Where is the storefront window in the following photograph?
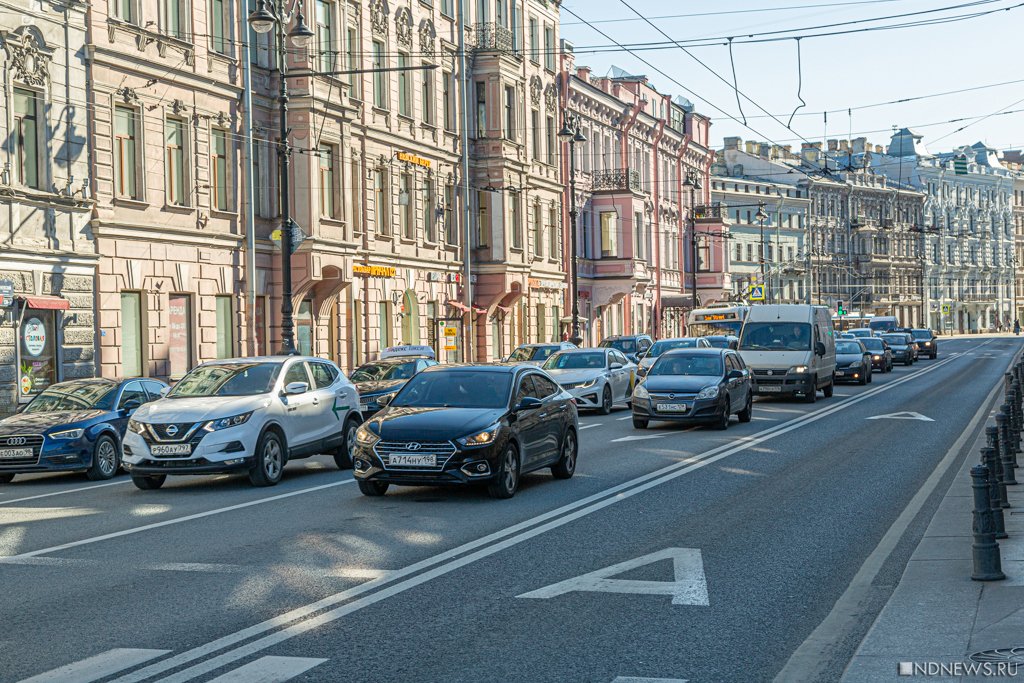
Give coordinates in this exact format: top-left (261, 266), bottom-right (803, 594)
top-left (168, 293), bottom-right (193, 378)
top-left (19, 310), bottom-right (56, 399)
top-left (121, 292), bottom-right (143, 377)
top-left (379, 300), bottom-right (393, 348)
top-left (296, 299), bottom-right (314, 355)
top-left (215, 295), bottom-right (234, 359)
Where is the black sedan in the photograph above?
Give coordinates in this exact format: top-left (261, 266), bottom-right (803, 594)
top-left (351, 356), bottom-right (438, 417)
top-left (0, 378), bottom-right (167, 483)
top-left (631, 348), bottom-right (753, 430)
top-left (910, 328), bottom-right (938, 359)
top-left (834, 340), bottom-right (872, 385)
top-left (352, 364), bottom-right (579, 499)
top-left (860, 336), bottom-right (893, 373)
top-left (882, 333), bottom-right (917, 366)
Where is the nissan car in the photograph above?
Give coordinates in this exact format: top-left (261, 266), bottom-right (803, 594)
top-left (542, 348), bottom-right (637, 414)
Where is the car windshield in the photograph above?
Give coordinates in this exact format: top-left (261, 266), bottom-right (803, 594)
top-left (649, 339), bottom-right (698, 356)
top-left (836, 341), bottom-right (863, 354)
top-left (169, 363), bottom-right (281, 398)
top-left (650, 355), bottom-right (723, 377)
top-left (703, 337), bottom-right (732, 349)
top-left (911, 330), bottom-right (932, 340)
top-left (543, 352), bottom-right (607, 370)
top-left (391, 370), bottom-right (512, 409)
top-left (351, 361), bottom-right (418, 382)
top-left (870, 319), bottom-right (898, 331)
top-left (739, 323), bottom-right (812, 351)
top-left (861, 338), bottom-right (884, 351)
top-left (849, 329), bottom-right (871, 338)
top-left (882, 334), bottom-right (907, 346)
top-left (24, 383), bottom-right (118, 413)
top-left (600, 339), bottom-right (638, 353)
top-left (508, 346), bottom-right (557, 362)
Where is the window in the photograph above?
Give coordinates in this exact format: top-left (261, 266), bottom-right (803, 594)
top-left (442, 70), bottom-right (455, 131)
top-left (211, 128), bottom-right (229, 211)
top-left (423, 177), bottom-right (436, 243)
top-left (165, 117), bottom-right (186, 206)
top-left (601, 211), bottom-right (618, 257)
top-left (543, 23), bottom-right (554, 70)
top-left (536, 304), bottom-right (546, 342)
top-left (533, 203), bottom-right (543, 258)
top-left (546, 115), bottom-right (555, 165)
top-left (529, 17), bottom-right (539, 63)
top-left (114, 0), bottom-right (134, 23)
top-left (440, 0), bottom-right (453, 17)
top-left (475, 190), bottom-right (489, 246)
top-left (310, 362), bottom-right (339, 388)
top-left (121, 292), bottom-right (144, 377)
top-left (373, 168), bottom-right (389, 234)
top-left (475, 81), bottom-right (487, 137)
top-left (372, 41), bottom-right (387, 108)
top-left (549, 207), bottom-right (559, 260)
top-left (163, 0), bottom-right (186, 38)
top-left (168, 293), bottom-right (193, 378)
top-left (634, 212), bottom-right (645, 260)
top-left (350, 154), bottom-right (361, 232)
top-left (399, 171), bottom-right (413, 238)
top-left (698, 239), bottom-right (711, 272)
top-left (119, 381), bottom-right (147, 410)
top-left (531, 109), bottom-right (540, 160)
top-left (496, 0), bottom-right (507, 27)
top-left (13, 89), bottom-right (40, 190)
top-left (346, 24), bottom-right (360, 99)
top-left (422, 66), bottom-right (435, 125)
top-left (351, 298), bottom-right (364, 366)
top-left (510, 195), bottom-right (522, 249)
top-left (284, 362), bottom-right (310, 387)
top-left (114, 106), bottom-right (139, 199)
top-left (316, 0), bottom-right (336, 73)
top-left (379, 301), bottom-right (393, 348)
top-left (319, 144), bottom-right (336, 218)
top-left (735, 243), bottom-right (742, 262)
top-left (444, 182), bottom-right (457, 244)
top-left (296, 299), bottom-right (314, 354)
top-left (215, 296), bottom-right (234, 358)
top-left (550, 307), bottom-right (561, 343)
top-left (504, 86), bottom-right (515, 140)
top-left (210, 0), bottom-right (228, 54)
top-left (398, 52), bottom-right (411, 117)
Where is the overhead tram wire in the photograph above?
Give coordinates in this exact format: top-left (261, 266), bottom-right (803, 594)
top-left (561, 0), bottom-right (914, 26)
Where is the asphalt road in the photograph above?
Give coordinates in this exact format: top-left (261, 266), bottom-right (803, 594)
top-left (0, 335), bottom-right (1018, 683)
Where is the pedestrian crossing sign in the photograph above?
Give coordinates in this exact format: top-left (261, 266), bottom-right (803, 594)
top-left (941, 303), bottom-right (951, 314)
top-left (748, 284), bottom-right (765, 301)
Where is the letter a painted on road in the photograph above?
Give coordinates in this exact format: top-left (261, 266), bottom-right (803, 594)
top-left (516, 548), bottom-right (709, 606)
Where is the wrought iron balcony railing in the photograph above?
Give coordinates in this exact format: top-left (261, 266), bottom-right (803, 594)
top-left (591, 168), bottom-right (642, 193)
top-left (470, 23), bottom-right (519, 57)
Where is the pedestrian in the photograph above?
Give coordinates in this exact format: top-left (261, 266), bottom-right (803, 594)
top-left (1015, 319), bottom-right (1021, 336)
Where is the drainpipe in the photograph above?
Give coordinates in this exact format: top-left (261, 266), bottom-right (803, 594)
top-left (457, 0), bottom-right (473, 360)
top-left (241, 0), bottom-right (257, 355)
top-left (650, 108), bottom-right (665, 337)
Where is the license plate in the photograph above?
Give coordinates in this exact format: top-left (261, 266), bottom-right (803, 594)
top-left (0, 448), bottom-right (31, 459)
top-left (656, 403), bottom-right (688, 413)
top-left (835, 371), bottom-right (845, 377)
top-left (151, 444), bottom-right (192, 456)
top-left (759, 385), bottom-right (782, 393)
top-left (389, 454), bottom-right (436, 467)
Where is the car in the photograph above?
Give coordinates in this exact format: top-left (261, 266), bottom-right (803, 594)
top-left (637, 337), bottom-right (712, 378)
top-left (701, 335), bottom-right (740, 350)
top-left (351, 364), bottom-right (579, 499)
top-left (869, 315), bottom-right (901, 334)
top-left (598, 334), bottom-right (654, 364)
top-left (860, 336), bottom-right (893, 373)
top-left (122, 356), bottom-right (363, 489)
top-left (351, 355), bottom-right (438, 417)
top-left (542, 348), bottom-right (637, 414)
top-left (847, 328), bottom-right (874, 339)
top-left (834, 340), bottom-right (873, 385)
top-left (506, 342), bottom-right (577, 365)
top-left (631, 348), bottom-right (753, 430)
top-left (909, 328), bottom-right (938, 359)
top-left (0, 378), bottom-right (168, 483)
top-left (881, 333), bottom-right (916, 366)
top-left (838, 332), bottom-right (857, 340)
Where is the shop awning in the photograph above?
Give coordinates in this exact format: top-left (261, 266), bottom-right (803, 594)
top-left (19, 295), bottom-right (70, 311)
top-left (660, 295), bottom-right (698, 309)
top-left (446, 300), bottom-right (469, 312)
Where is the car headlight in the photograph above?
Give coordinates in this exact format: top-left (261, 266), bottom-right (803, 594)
top-left (457, 423), bottom-right (501, 447)
top-left (49, 428), bottom-right (84, 440)
top-left (356, 424), bottom-right (380, 446)
top-left (373, 391), bottom-right (397, 404)
top-left (922, 341), bottom-right (931, 346)
top-left (789, 365), bottom-right (809, 374)
top-left (633, 383), bottom-right (649, 400)
top-left (697, 386), bottom-right (720, 399)
top-left (873, 355), bottom-right (881, 360)
top-left (128, 419), bottom-right (147, 435)
top-left (203, 411), bottom-right (254, 432)
top-left (577, 378), bottom-right (597, 389)
top-left (849, 361), bottom-right (862, 369)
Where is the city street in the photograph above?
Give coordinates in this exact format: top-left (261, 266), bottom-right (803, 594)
top-left (0, 335), bottom-right (1018, 683)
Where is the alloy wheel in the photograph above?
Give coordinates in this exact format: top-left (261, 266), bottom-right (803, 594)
top-left (97, 440), bottom-right (118, 476)
top-left (263, 439), bottom-right (282, 479)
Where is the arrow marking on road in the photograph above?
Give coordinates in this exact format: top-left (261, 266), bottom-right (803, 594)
top-left (611, 435), bottom-right (667, 442)
top-left (517, 547), bottom-right (709, 606)
top-left (865, 411), bottom-right (934, 422)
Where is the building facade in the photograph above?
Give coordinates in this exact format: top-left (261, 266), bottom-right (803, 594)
top-left (1001, 150), bottom-right (1024, 325)
top-left (0, 0), bottom-right (95, 414)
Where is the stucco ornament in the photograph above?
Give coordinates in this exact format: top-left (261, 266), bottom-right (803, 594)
top-left (529, 76), bottom-right (542, 106)
top-left (370, 0), bottom-right (388, 36)
top-left (418, 20), bottom-right (435, 57)
top-left (2, 27), bottom-right (53, 87)
top-left (396, 8), bottom-right (412, 48)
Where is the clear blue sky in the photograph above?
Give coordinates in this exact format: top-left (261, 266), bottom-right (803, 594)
top-left (559, 0), bottom-right (1024, 155)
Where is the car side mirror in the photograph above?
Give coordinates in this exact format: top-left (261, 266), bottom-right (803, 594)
top-left (515, 396), bottom-right (543, 412)
top-left (815, 342), bottom-right (826, 357)
top-left (376, 393), bottom-right (392, 407)
top-left (610, 362), bottom-right (624, 370)
top-left (727, 369), bottom-right (743, 380)
top-left (159, 386), bottom-right (171, 397)
top-left (284, 381), bottom-right (309, 396)
top-left (122, 399), bottom-right (142, 413)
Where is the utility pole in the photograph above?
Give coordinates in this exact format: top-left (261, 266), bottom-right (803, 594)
top-left (558, 114), bottom-right (586, 345)
top-left (684, 171), bottom-right (702, 309)
top-left (458, 0), bottom-right (473, 361)
top-left (756, 201), bottom-right (768, 304)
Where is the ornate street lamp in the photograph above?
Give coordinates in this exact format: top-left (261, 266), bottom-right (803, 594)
top-left (559, 113), bottom-right (586, 345)
top-left (755, 201), bottom-right (769, 303)
top-left (684, 171), bottom-right (703, 309)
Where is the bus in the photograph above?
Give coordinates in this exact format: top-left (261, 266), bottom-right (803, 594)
top-left (686, 304), bottom-right (749, 338)
top-left (831, 312), bottom-right (874, 331)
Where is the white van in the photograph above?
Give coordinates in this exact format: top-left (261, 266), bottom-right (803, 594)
top-left (738, 305), bottom-right (836, 402)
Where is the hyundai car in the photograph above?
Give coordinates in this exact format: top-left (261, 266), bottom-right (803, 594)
top-left (542, 348), bottom-right (637, 414)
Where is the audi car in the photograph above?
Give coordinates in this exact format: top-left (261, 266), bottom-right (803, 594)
top-left (351, 351), bottom-right (438, 417)
top-left (542, 348), bottom-right (637, 414)
top-left (0, 378), bottom-right (167, 483)
top-left (352, 364), bottom-right (579, 499)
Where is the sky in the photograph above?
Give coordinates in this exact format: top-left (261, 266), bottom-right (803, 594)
top-left (558, 0), bottom-right (1024, 156)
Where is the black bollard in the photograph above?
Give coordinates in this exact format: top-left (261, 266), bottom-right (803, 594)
top-left (988, 426), bottom-right (1012, 510)
top-left (1006, 372), bottom-right (1014, 396)
top-left (982, 447), bottom-right (1008, 539)
top-left (997, 411), bottom-right (1018, 486)
top-left (971, 464), bottom-right (1005, 581)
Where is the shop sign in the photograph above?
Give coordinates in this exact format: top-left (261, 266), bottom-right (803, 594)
top-left (353, 264), bottom-right (397, 278)
top-left (426, 272), bottom-right (462, 283)
top-left (20, 312), bottom-right (55, 396)
top-left (396, 152), bottom-right (431, 169)
top-left (23, 317), bottom-right (46, 356)
top-left (528, 278), bottom-right (567, 291)
top-left (0, 280), bottom-right (13, 308)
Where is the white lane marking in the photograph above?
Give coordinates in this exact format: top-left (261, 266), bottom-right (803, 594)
top-left (148, 563), bottom-right (241, 573)
top-left (579, 424), bottom-right (601, 430)
top-left (611, 435), bottom-right (667, 442)
top-left (0, 557), bottom-right (100, 568)
top-left (2, 479), bottom-right (356, 560)
top-left (109, 350), bottom-right (977, 683)
top-left (751, 416), bottom-right (777, 421)
top-left (518, 547), bottom-right (709, 606)
top-left (613, 678), bottom-right (689, 683)
top-left (865, 411), bottom-right (934, 422)
top-left (16, 648), bottom-right (171, 683)
top-left (0, 480), bottom-right (130, 506)
top-left (756, 407), bottom-right (805, 414)
top-left (617, 415), bottom-right (633, 421)
top-left (204, 656), bottom-right (327, 683)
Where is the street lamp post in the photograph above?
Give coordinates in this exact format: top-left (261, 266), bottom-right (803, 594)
top-left (684, 171), bottom-right (702, 310)
top-left (756, 201), bottom-right (769, 303)
top-left (558, 114), bottom-right (586, 346)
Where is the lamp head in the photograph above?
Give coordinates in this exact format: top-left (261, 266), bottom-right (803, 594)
top-left (247, 0), bottom-right (276, 33)
top-left (288, 7), bottom-right (315, 48)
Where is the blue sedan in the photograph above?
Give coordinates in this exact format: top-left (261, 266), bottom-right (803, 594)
top-left (0, 378), bottom-right (168, 483)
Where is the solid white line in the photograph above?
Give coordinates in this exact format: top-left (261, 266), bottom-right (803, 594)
top-left (204, 656), bottom-right (327, 683)
top-left (148, 563), bottom-right (241, 573)
top-left (0, 480), bottom-right (130, 506)
top-left (2, 479), bottom-right (355, 560)
top-left (114, 344), bottom-right (980, 683)
top-left (579, 424), bottom-right (601, 430)
top-left (613, 678), bottom-right (689, 683)
top-left (617, 415), bottom-right (634, 421)
top-left (16, 648), bottom-right (171, 683)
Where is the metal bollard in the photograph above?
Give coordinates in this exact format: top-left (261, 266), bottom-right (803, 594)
top-left (987, 426), bottom-right (1011, 510)
top-left (997, 411), bottom-right (1018, 486)
top-left (982, 447), bottom-right (1008, 539)
top-left (971, 464), bottom-right (1005, 581)
top-left (1006, 372), bottom-right (1015, 395)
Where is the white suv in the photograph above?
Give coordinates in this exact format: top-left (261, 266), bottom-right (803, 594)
top-left (122, 356), bottom-right (362, 489)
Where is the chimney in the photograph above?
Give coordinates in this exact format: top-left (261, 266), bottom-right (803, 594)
top-left (839, 140), bottom-right (850, 152)
top-left (801, 142), bottom-right (821, 164)
top-left (875, 144), bottom-right (884, 154)
top-left (828, 139), bottom-right (839, 152)
top-left (852, 137), bottom-right (867, 154)
top-left (576, 66), bottom-right (591, 83)
top-left (758, 143), bottom-right (771, 158)
top-left (723, 136), bottom-right (742, 151)
top-left (782, 145), bottom-right (792, 157)
top-left (771, 145), bottom-right (781, 159)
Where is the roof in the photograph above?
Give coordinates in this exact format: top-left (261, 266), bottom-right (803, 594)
top-left (661, 347), bottom-right (728, 357)
top-left (421, 363), bottom-right (525, 373)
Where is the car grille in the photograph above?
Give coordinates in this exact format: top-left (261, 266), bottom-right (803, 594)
top-left (146, 422), bottom-right (201, 443)
top-left (373, 441), bottom-right (457, 471)
top-left (648, 393), bottom-right (697, 401)
top-left (0, 434), bottom-right (43, 466)
top-left (752, 369), bottom-right (785, 377)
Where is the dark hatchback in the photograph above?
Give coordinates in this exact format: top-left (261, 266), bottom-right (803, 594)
top-left (882, 333), bottom-right (918, 366)
top-left (860, 336), bottom-right (893, 373)
top-left (352, 364), bottom-right (579, 499)
top-left (631, 348), bottom-right (753, 430)
top-left (351, 357), bottom-right (438, 417)
top-left (909, 328), bottom-right (938, 359)
top-left (834, 340), bottom-right (872, 385)
top-left (0, 378), bottom-right (167, 483)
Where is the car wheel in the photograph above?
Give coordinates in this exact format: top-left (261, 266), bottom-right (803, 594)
top-left (551, 429), bottom-right (577, 480)
top-left (333, 417), bottom-right (359, 470)
top-left (905, 359), bottom-right (912, 366)
top-left (737, 391), bottom-right (753, 423)
top-left (931, 352), bottom-right (937, 359)
top-left (357, 480), bottom-right (389, 497)
top-left (249, 430), bottom-right (285, 487)
top-left (823, 379), bottom-right (834, 398)
top-left (804, 381), bottom-right (817, 403)
top-left (632, 417), bottom-right (649, 429)
top-left (487, 444), bottom-right (520, 499)
top-left (867, 369), bottom-right (873, 384)
top-left (598, 385), bottom-right (613, 415)
top-left (0, 473), bottom-right (14, 484)
top-left (86, 435), bottom-right (120, 481)
top-left (131, 475), bottom-right (166, 490)
top-left (859, 371), bottom-right (869, 385)
top-left (715, 399), bottom-right (730, 430)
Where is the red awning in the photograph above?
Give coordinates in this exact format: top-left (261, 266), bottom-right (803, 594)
top-left (472, 306), bottom-right (487, 314)
top-left (21, 295), bottom-right (70, 311)
top-left (446, 300), bottom-right (469, 312)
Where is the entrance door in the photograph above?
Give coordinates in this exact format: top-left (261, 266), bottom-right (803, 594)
top-left (400, 289), bottom-right (420, 344)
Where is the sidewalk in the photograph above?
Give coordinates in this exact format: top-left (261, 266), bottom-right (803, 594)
top-left (843, 420), bottom-right (1024, 680)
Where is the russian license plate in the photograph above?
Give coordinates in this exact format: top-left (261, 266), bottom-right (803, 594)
top-left (759, 385), bottom-right (782, 393)
top-left (835, 371), bottom-right (845, 377)
top-left (0, 448), bottom-right (31, 459)
top-left (151, 444), bottom-right (191, 456)
top-left (390, 454), bottom-right (436, 467)
top-left (656, 403), bottom-right (688, 413)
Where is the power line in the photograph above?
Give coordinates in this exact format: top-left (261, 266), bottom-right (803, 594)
top-left (560, 0), bottom-right (913, 26)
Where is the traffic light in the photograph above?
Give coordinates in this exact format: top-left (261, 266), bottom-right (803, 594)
top-left (837, 300), bottom-right (846, 316)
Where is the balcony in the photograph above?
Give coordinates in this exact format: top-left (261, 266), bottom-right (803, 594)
top-left (470, 23), bottom-right (520, 58)
top-left (693, 203), bottom-right (726, 223)
top-left (578, 257), bottom-right (652, 282)
top-left (591, 168), bottom-right (642, 194)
